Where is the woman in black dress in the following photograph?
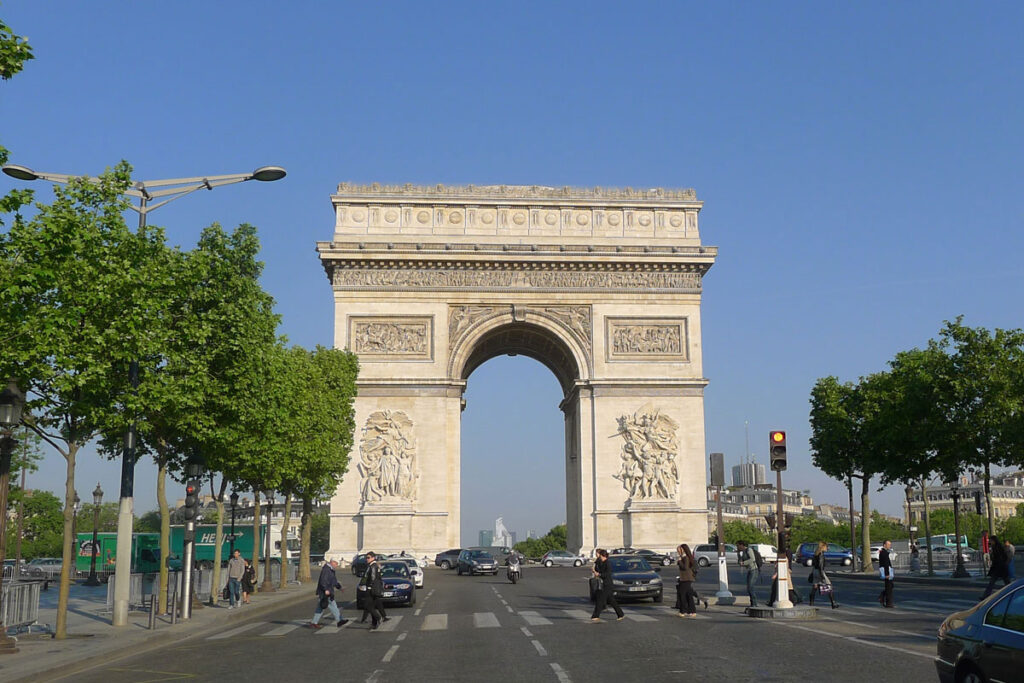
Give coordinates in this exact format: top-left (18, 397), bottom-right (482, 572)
top-left (590, 548), bottom-right (625, 622)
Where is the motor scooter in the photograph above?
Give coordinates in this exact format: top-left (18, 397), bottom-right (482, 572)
top-left (506, 556), bottom-right (522, 584)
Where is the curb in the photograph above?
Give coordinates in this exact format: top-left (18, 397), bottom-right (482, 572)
top-left (11, 587), bottom-right (311, 683)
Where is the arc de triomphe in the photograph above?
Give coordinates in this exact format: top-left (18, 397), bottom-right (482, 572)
top-left (317, 183), bottom-right (717, 558)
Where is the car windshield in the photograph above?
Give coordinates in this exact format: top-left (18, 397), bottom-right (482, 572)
top-left (380, 563), bottom-right (410, 578)
top-left (609, 557), bottom-right (653, 572)
top-left (470, 551), bottom-right (493, 560)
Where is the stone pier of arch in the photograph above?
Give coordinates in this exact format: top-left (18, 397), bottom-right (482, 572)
top-left (316, 183), bottom-right (717, 559)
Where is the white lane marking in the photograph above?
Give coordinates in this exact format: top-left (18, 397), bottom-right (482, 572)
top-left (500, 599), bottom-right (509, 606)
top-left (624, 613), bottom-right (657, 622)
top-left (551, 663), bottom-right (572, 683)
top-left (770, 620), bottom-right (933, 659)
top-left (316, 619), bottom-right (352, 634)
top-left (532, 639), bottom-right (548, 656)
top-left (474, 612), bottom-right (501, 628)
top-left (377, 616), bottom-right (403, 632)
top-left (818, 614), bottom-right (935, 641)
top-left (506, 605), bottom-right (514, 613)
top-left (519, 611), bottom-right (553, 626)
top-left (382, 645), bottom-right (399, 662)
top-left (262, 621), bottom-right (304, 636)
top-left (521, 626), bottom-right (533, 637)
top-left (414, 608), bottom-right (422, 616)
top-left (422, 614), bottom-right (447, 630)
top-left (397, 632), bottom-right (407, 641)
top-left (564, 609), bottom-right (592, 621)
top-left (206, 622), bottom-right (265, 639)
top-left (366, 670), bottom-right (383, 683)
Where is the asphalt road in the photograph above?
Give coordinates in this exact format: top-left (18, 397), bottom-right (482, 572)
top-left (63, 564), bottom-right (965, 682)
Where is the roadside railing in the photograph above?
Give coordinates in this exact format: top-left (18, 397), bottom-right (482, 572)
top-left (2, 580), bottom-right (42, 633)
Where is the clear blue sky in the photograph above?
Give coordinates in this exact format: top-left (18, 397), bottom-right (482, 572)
top-left (3, 2), bottom-right (1023, 544)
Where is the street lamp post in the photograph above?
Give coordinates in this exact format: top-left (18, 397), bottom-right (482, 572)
top-left (229, 491), bottom-right (239, 556)
top-left (260, 491), bottom-right (276, 593)
top-left (2, 162), bottom-right (286, 626)
top-left (83, 483), bottom-right (104, 586)
top-left (949, 479), bottom-right (970, 578)
top-left (0, 380), bottom-right (26, 654)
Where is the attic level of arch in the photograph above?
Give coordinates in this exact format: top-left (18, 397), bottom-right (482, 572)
top-left (317, 241), bottom-right (717, 258)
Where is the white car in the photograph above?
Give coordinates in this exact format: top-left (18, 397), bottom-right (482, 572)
top-left (393, 558), bottom-right (424, 588)
top-left (750, 544), bottom-right (779, 564)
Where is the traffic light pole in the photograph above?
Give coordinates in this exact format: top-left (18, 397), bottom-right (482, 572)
top-left (180, 518), bottom-right (195, 620)
top-left (715, 485), bottom-right (733, 599)
top-left (774, 467), bottom-right (793, 609)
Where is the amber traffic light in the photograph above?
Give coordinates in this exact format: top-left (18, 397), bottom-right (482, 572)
top-left (769, 430), bottom-right (787, 471)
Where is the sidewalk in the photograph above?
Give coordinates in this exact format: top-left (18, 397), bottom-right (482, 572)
top-left (831, 569), bottom-right (989, 587)
top-left (0, 578), bottom-right (311, 682)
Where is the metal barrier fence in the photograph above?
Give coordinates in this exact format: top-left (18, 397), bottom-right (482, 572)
top-left (2, 580), bottom-right (41, 632)
top-left (1, 565), bottom-right (12, 581)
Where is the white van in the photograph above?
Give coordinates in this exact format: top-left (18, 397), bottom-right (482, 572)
top-left (750, 544), bottom-right (779, 564)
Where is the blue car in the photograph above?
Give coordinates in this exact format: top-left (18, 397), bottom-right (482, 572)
top-left (794, 542), bottom-right (853, 567)
top-left (356, 561), bottom-right (416, 608)
top-left (589, 555), bottom-right (663, 603)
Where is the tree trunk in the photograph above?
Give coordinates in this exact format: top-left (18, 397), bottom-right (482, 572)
top-left (299, 496), bottom-right (312, 583)
top-left (860, 475), bottom-right (873, 573)
top-left (279, 493), bottom-right (292, 589)
top-left (156, 454), bottom-right (169, 615)
top-left (922, 480), bottom-right (935, 576)
top-left (210, 477), bottom-right (227, 605)
top-left (56, 445), bottom-right (77, 640)
top-left (847, 475), bottom-right (857, 572)
top-left (984, 462), bottom-right (995, 536)
top-left (251, 494), bottom-right (261, 589)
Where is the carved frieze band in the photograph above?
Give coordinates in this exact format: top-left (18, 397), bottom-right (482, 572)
top-left (333, 268), bottom-right (701, 293)
top-left (606, 317), bottom-right (688, 362)
top-left (349, 316), bottom-right (433, 361)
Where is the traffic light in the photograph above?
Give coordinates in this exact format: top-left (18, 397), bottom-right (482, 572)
top-left (974, 491), bottom-right (983, 515)
top-left (183, 480), bottom-right (200, 520)
top-left (769, 430), bottom-right (787, 471)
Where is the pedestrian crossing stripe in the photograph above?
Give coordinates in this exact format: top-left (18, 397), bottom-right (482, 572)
top-left (377, 615), bottom-right (404, 632)
top-left (422, 614), bottom-right (446, 630)
top-left (474, 612), bottom-right (500, 628)
top-left (206, 622), bottom-right (264, 640)
top-left (519, 611), bottom-right (552, 626)
top-left (263, 621), bottom-right (305, 636)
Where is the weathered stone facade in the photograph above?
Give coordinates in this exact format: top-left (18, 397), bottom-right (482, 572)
top-left (317, 183), bottom-right (717, 557)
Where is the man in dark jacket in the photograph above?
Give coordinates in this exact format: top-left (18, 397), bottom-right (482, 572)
top-left (363, 552), bottom-right (387, 631)
top-left (309, 559), bottom-right (347, 629)
top-left (878, 540), bottom-right (895, 608)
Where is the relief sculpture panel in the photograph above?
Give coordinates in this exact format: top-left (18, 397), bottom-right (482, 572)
top-left (349, 316), bottom-right (433, 361)
top-left (606, 317), bottom-right (688, 362)
top-left (359, 410), bottom-right (418, 505)
top-left (613, 405), bottom-right (680, 500)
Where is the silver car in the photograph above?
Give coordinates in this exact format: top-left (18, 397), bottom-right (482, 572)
top-left (692, 543), bottom-right (738, 567)
top-left (540, 550), bottom-right (587, 567)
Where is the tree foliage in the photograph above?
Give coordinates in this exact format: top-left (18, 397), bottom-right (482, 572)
top-left (514, 524), bottom-right (568, 558)
top-left (5, 489), bottom-right (62, 559)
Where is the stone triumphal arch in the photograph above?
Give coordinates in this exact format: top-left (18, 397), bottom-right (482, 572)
top-left (317, 183), bottom-right (717, 558)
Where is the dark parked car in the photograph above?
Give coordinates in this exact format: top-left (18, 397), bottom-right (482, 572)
top-left (794, 542), bottom-right (853, 567)
top-left (588, 554), bottom-right (663, 603)
top-left (936, 577), bottom-right (1024, 683)
top-left (434, 548), bottom-right (464, 570)
top-left (457, 549), bottom-right (498, 575)
top-left (356, 560), bottom-right (416, 608)
top-left (631, 549), bottom-right (674, 567)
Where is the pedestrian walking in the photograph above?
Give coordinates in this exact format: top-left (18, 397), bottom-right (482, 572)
top-left (363, 552), bottom-right (387, 631)
top-left (736, 541), bottom-right (758, 607)
top-left (981, 530), bottom-right (991, 573)
top-left (981, 536), bottom-right (1011, 599)
top-left (590, 548), bottom-right (624, 622)
top-left (808, 541), bottom-right (837, 609)
top-left (225, 549), bottom-right (245, 609)
top-left (1005, 539), bottom-right (1016, 581)
top-left (309, 559), bottom-right (348, 629)
top-left (241, 558), bottom-right (256, 604)
top-left (675, 544), bottom-right (698, 617)
top-left (878, 540), bottom-right (895, 608)
top-left (768, 547), bottom-right (801, 607)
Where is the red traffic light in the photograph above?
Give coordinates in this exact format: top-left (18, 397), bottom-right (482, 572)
top-left (771, 430), bottom-right (786, 443)
top-left (185, 484), bottom-right (198, 495)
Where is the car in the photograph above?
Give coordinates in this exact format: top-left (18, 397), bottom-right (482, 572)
top-left (610, 547), bottom-right (636, 555)
top-left (692, 543), bottom-right (738, 567)
top-left (936, 577), bottom-right (1024, 683)
top-left (392, 557), bottom-right (425, 588)
top-left (27, 557), bottom-right (63, 578)
top-left (929, 545), bottom-right (974, 564)
top-left (631, 549), bottom-right (674, 567)
top-left (434, 548), bottom-right (464, 570)
top-left (457, 549), bottom-right (498, 575)
top-left (750, 544), bottom-right (779, 564)
top-left (588, 554), bottom-right (663, 603)
top-left (795, 542), bottom-right (853, 567)
top-left (3, 559), bottom-right (45, 579)
top-left (540, 550), bottom-right (588, 567)
top-left (356, 560), bottom-right (417, 609)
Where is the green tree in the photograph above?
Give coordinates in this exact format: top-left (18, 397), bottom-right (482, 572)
top-left (6, 489), bottom-right (62, 559)
top-left (76, 502), bottom-right (120, 533)
top-left (514, 524), bottom-right (568, 558)
top-left (0, 18), bottom-right (33, 220)
top-left (721, 520), bottom-right (773, 545)
top-left (135, 510), bottom-right (161, 533)
top-left (309, 509), bottom-right (330, 554)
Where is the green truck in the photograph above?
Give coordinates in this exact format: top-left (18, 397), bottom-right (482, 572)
top-left (76, 524), bottom-right (298, 573)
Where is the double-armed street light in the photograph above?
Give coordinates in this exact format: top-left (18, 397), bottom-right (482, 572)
top-left (2, 162), bottom-right (286, 626)
top-left (84, 483), bottom-right (104, 586)
top-left (260, 490), bottom-right (277, 593)
top-left (949, 479), bottom-right (970, 579)
top-left (0, 381), bottom-right (26, 654)
top-left (229, 491), bottom-right (239, 556)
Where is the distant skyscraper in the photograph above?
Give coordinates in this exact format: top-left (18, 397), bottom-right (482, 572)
top-left (527, 530), bottom-right (536, 540)
top-left (479, 529), bottom-right (494, 547)
top-left (510, 531), bottom-right (517, 546)
top-left (732, 462), bottom-right (767, 487)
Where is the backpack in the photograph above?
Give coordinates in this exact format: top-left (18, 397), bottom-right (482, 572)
top-left (752, 546), bottom-right (764, 570)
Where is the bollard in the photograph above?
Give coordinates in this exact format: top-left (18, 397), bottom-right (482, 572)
top-left (148, 594), bottom-right (157, 630)
top-left (170, 583), bottom-right (178, 625)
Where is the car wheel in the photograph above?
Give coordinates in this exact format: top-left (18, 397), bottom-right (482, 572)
top-left (955, 663), bottom-right (985, 683)
top-left (653, 590), bottom-right (663, 603)
top-left (408, 591), bottom-right (416, 607)
top-left (440, 560), bottom-right (450, 570)
top-left (697, 557), bottom-right (709, 567)
top-left (573, 559), bottom-right (582, 567)
top-left (544, 560), bottom-right (553, 568)
top-left (662, 557), bottom-right (672, 566)
top-left (457, 565), bottom-right (463, 576)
